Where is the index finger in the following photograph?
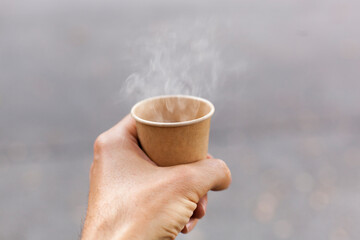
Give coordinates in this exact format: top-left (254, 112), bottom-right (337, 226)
top-left (104, 114), bottom-right (138, 143)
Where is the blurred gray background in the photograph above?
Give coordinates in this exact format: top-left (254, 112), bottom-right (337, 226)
top-left (1, 0), bottom-right (360, 239)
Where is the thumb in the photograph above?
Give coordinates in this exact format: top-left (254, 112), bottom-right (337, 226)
top-left (181, 158), bottom-right (232, 198)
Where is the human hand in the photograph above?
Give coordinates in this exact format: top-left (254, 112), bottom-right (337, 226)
top-left (81, 115), bottom-right (231, 240)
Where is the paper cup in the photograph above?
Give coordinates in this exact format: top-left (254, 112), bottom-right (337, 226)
top-left (131, 95), bottom-right (215, 166)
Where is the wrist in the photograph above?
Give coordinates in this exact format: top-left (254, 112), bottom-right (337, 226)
top-left (82, 215), bottom-right (145, 240)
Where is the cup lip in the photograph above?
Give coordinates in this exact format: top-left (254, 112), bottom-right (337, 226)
top-left (131, 95), bottom-right (215, 127)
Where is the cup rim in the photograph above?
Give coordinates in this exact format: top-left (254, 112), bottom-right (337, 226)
top-left (131, 95), bottom-right (215, 127)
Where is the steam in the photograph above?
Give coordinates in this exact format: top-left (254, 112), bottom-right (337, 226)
top-left (121, 19), bottom-right (245, 122)
top-left (123, 20), bottom-right (222, 100)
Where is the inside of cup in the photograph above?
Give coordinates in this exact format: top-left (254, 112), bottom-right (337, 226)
top-left (133, 96), bottom-right (212, 123)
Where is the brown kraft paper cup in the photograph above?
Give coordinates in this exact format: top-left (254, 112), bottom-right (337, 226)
top-left (131, 95), bottom-right (215, 166)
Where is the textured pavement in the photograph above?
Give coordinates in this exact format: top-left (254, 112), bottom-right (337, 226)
top-left (1, 0), bottom-right (360, 239)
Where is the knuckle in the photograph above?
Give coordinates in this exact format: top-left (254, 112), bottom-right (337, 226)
top-left (94, 133), bottom-right (109, 152)
top-left (213, 158), bottom-right (232, 182)
top-left (93, 133), bottom-right (111, 164)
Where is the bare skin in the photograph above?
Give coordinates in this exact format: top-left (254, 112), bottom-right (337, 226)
top-left (81, 115), bottom-right (232, 240)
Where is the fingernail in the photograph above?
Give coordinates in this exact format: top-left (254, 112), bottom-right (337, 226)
top-left (202, 203), bottom-right (206, 213)
top-left (186, 222), bottom-right (192, 231)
